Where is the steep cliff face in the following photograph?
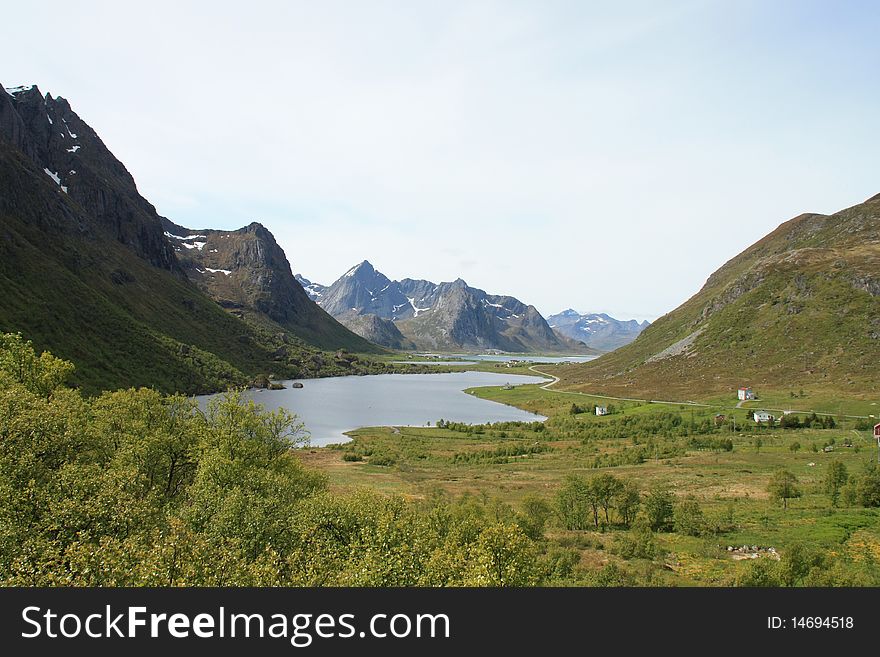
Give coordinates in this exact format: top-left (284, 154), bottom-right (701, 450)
top-left (1, 84), bottom-right (178, 271)
top-left (162, 219), bottom-right (380, 352)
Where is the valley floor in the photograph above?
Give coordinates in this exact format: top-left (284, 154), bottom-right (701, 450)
top-left (301, 381), bottom-right (880, 585)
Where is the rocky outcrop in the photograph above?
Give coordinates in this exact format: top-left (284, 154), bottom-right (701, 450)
top-left (162, 219), bottom-right (377, 352)
top-left (335, 311), bottom-right (416, 350)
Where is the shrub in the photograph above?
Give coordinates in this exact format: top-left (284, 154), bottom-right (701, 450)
top-left (673, 496), bottom-right (706, 536)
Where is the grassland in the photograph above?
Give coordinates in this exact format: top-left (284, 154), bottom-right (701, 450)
top-left (301, 380), bottom-right (880, 585)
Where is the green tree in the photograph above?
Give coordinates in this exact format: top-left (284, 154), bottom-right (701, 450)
top-left (823, 460), bottom-right (849, 507)
top-left (856, 465), bottom-right (880, 507)
top-left (591, 473), bottom-right (624, 526)
top-left (555, 474), bottom-right (594, 530)
top-left (615, 480), bottom-right (641, 527)
top-left (735, 558), bottom-right (782, 587)
top-left (767, 469), bottom-right (802, 510)
top-left (0, 333), bottom-right (74, 398)
top-left (644, 486), bottom-right (675, 531)
top-left (789, 441), bottom-right (801, 453)
top-left (673, 495), bottom-right (706, 536)
top-left (777, 542), bottom-right (825, 586)
top-left (464, 523), bottom-right (538, 586)
top-left (517, 495), bottom-right (553, 541)
top-left (614, 518), bottom-right (660, 560)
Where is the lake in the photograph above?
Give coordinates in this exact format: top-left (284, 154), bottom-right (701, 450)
top-left (198, 371), bottom-right (548, 446)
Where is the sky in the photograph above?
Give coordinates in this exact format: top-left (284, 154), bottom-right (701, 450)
top-left (3, 0), bottom-right (879, 321)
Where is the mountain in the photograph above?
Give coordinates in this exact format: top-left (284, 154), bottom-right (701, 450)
top-left (0, 83), bottom-right (379, 393)
top-left (295, 274), bottom-right (326, 302)
top-left (317, 261), bottom-right (412, 319)
top-left (547, 309), bottom-right (649, 351)
top-left (302, 260), bottom-right (596, 353)
top-left (554, 195), bottom-right (880, 401)
top-left (161, 219), bottom-right (377, 352)
top-left (334, 310), bottom-right (416, 351)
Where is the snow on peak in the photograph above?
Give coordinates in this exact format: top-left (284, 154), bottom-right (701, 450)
top-left (204, 267), bottom-right (232, 275)
top-left (61, 118), bottom-right (77, 138)
top-left (164, 231), bottom-right (207, 241)
top-left (43, 168), bottom-right (61, 185)
top-left (164, 231), bottom-right (207, 251)
top-left (4, 85), bottom-right (33, 96)
top-left (407, 297), bottom-right (432, 317)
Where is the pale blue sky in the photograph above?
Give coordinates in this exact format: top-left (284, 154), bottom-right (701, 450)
top-left (3, 0), bottom-right (878, 320)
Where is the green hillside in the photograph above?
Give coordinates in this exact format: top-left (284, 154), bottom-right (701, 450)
top-left (553, 195), bottom-right (880, 406)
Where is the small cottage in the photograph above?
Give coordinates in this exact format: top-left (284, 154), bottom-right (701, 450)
top-left (753, 410), bottom-right (774, 423)
top-left (595, 406), bottom-right (609, 416)
top-left (738, 387), bottom-right (755, 401)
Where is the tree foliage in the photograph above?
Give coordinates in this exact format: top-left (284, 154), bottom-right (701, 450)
top-left (767, 469), bottom-right (802, 510)
top-left (0, 334), bottom-right (541, 586)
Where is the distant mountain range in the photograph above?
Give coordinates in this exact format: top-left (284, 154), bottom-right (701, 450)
top-left (547, 310), bottom-right (649, 351)
top-left (555, 194), bottom-right (880, 401)
top-left (297, 261), bottom-right (599, 354)
top-left (0, 83), bottom-right (378, 393)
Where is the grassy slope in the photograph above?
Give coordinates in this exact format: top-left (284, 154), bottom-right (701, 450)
top-left (549, 197), bottom-right (880, 404)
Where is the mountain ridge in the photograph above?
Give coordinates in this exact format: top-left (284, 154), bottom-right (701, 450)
top-left (0, 83), bottom-right (381, 393)
top-left (552, 194), bottom-right (880, 401)
top-left (300, 260), bottom-right (596, 354)
top-left (547, 309), bottom-right (649, 351)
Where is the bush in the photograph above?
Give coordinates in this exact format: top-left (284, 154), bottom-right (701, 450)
top-left (856, 465), bottom-right (880, 507)
top-left (644, 487), bottom-right (675, 531)
top-left (556, 474), bottom-right (594, 530)
top-left (613, 519), bottom-right (662, 560)
top-left (673, 496), bottom-right (706, 536)
top-left (368, 454), bottom-right (396, 467)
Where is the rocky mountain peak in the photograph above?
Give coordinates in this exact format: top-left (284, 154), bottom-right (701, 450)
top-left (306, 261), bottom-right (595, 354)
top-left (0, 82), bottom-right (178, 272)
top-left (547, 309), bottom-right (649, 352)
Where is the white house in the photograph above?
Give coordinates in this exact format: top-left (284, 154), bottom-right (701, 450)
top-left (596, 406), bottom-right (609, 416)
top-left (738, 387), bottom-right (755, 401)
top-left (753, 410), bottom-right (774, 423)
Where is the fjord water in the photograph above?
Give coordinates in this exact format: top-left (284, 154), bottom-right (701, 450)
top-left (449, 354), bottom-right (597, 364)
top-left (199, 371), bottom-right (547, 446)
top-left (402, 354), bottom-right (598, 364)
